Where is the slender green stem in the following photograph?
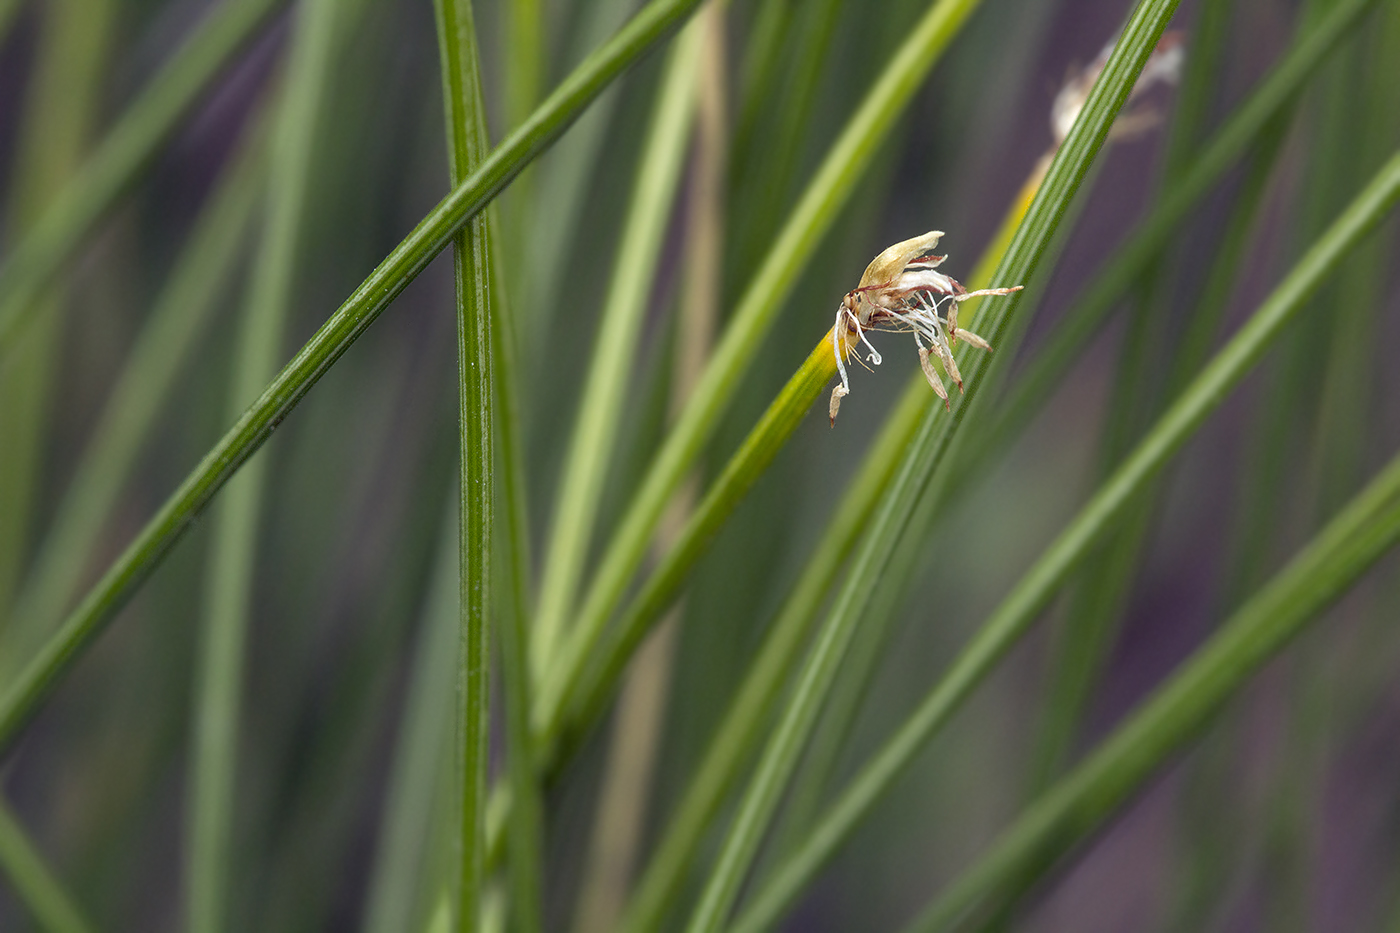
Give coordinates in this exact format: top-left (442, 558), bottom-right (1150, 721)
top-left (682, 3), bottom-right (1185, 929)
top-left (531, 23), bottom-right (701, 676)
top-left (903, 450), bottom-right (1400, 932)
top-left (0, 0), bottom-right (286, 360)
top-left (536, 0), bottom-right (992, 751)
top-left (434, 0), bottom-right (496, 927)
top-left (518, 0), bottom-right (640, 353)
top-left (0, 798), bottom-right (93, 933)
top-left (729, 147), bottom-right (1400, 933)
top-left (0, 0), bottom-right (706, 760)
top-left (187, 0), bottom-right (344, 928)
top-left (0, 123), bottom-right (266, 674)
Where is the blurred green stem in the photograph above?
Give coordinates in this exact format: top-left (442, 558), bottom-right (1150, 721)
top-left (363, 506), bottom-right (461, 933)
top-left (1, 121), bottom-right (267, 678)
top-left (0, 799), bottom-right (93, 933)
top-left (0, 0), bottom-right (113, 642)
top-left (572, 11), bottom-right (726, 932)
top-left (187, 0), bottom-right (344, 928)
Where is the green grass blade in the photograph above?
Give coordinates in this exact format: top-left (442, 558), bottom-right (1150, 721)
top-left (0, 798), bottom-right (93, 933)
top-left (0, 0), bottom-right (114, 630)
top-left (434, 0), bottom-right (496, 926)
top-left (490, 216), bottom-right (545, 933)
top-left (187, 0), bottom-right (346, 927)
top-left (729, 146), bottom-right (1400, 933)
top-left (0, 0), bottom-right (706, 759)
top-left (903, 449), bottom-right (1400, 931)
top-left (518, 0), bottom-right (639, 349)
top-left (0, 118), bottom-right (267, 676)
top-left (572, 13), bottom-right (726, 930)
top-left (681, 2), bottom-right (1188, 928)
top-left (531, 22), bottom-right (701, 676)
top-left (0, 0), bottom-right (286, 360)
top-left (535, 0), bottom-right (993, 753)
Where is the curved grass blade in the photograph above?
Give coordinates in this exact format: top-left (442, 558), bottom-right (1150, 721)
top-left (680, 2), bottom-right (1189, 929)
top-left (534, 0), bottom-right (994, 752)
top-left (903, 449), bottom-right (1400, 931)
top-left (0, 0), bottom-right (286, 360)
top-left (728, 147), bottom-right (1400, 933)
top-left (0, 0), bottom-right (708, 758)
top-left (531, 21), bottom-right (701, 676)
top-left (0, 798), bottom-right (93, 933)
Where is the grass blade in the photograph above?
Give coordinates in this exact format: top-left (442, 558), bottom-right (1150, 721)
top-left (0, 123), bottom-right (266, 673)
top-left (572, 10), bottom-right (726, 931)
top-left (187, 0), bottom-right (346, 926)
top-left (904, 449), bottom-right (1400, 931)
top-left (0, 799), bottom-right (93, 933)
top-left (0, 0), bottom-right (706, 759)
top-left (491, 205), bottom-right (546, 933)
top-left (0, 0), bottom-right (114, 631)
top-left (0, 0), bottom-right (286, 359)
top-left (730, 146), bottom-right (1400, 933)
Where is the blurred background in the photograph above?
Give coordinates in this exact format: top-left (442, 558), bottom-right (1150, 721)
top-left (0, 0), bottom-right (1398, 929)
